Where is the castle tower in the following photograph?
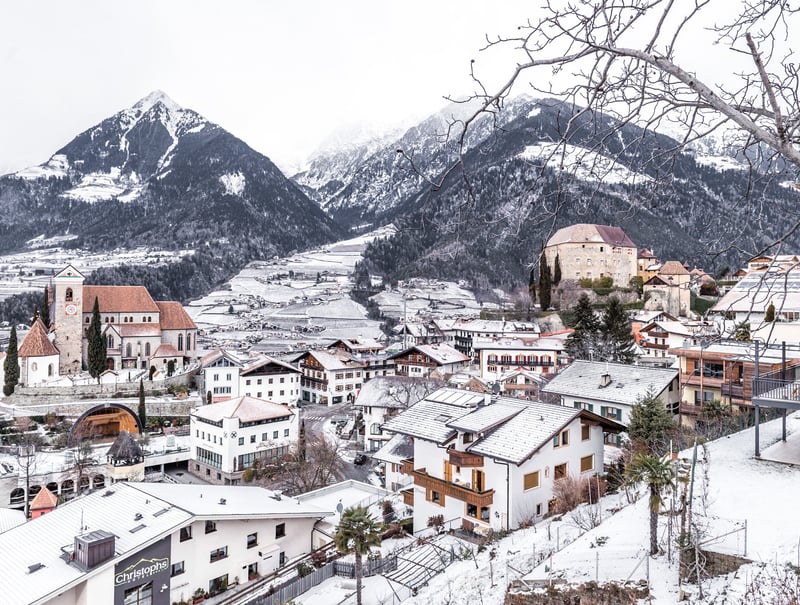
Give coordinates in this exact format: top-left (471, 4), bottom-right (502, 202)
top-left (50, 265), bottom-right (85, 375)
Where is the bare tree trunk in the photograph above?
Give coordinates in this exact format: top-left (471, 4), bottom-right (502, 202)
top-left (355, 551), bottom-right (363, 605)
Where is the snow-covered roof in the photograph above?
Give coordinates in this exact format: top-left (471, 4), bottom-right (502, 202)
top-left (241, 355), bottom-right (300, 375)
top-left (353, 375), bottom-right (441, 409)
top-left (467, 402), bottom-right (584, 464)
top-left (298, 349), bottom-right (364, 370)
top-left (381, 388), bottom-right (485, 443)
top-left (192, 396), bottom-right (294, 423)
top-left (447, 401), bottom-right (525, 433)
top-left (713, 265), bottom-right (800, 314)
top-left (542, 360), bottom-right (678, 406)
top-left (472, 335), bottom-right (566, 352)
top-left (393, 343), bottom-right (470, 365)
top-left (546, 224), bottom-right (637, 248)
top-left (372, 433), bottom-right (414, 465)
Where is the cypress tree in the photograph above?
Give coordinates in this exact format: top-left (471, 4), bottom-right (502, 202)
top-left (87, 297), bottom-right (107, 378)
top-left (601, 296), bottom-right (636, 364)
top-left (553, 254), bottom-right (562, 286)
top-left (40, 286), bottom-right (50, 330)
top-left (528, 266), bottom-right (537, 305)
top-left (538, 251), bottom-right (552, 311)
top-left (765, 302), bottom-right (775, 322)
top-left (3, 325), bottom-right (19, 396)
top-left (138, 379), bottom-right (147, 430)
top-left (299, 419), bottom-right (307, 462)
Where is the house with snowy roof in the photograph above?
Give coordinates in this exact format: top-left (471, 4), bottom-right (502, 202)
top-left (353, 375), bottom-right (444, 452)
top-left (382, 388), bottom-right (624, 534)
top-left (642, 260), bottom-right (692, 317)
top-left (390, 344), bottom-right (470, 379)
top-left (17, 318), bottom-right (60, 386)
top-left (542, 360), bottom-right (680, 429)
top-left (473, 334), bottom-right (568, 381)
top-left (543, 224), bottom-right (638, 287)
top-left (200, 350), bottom-right (302, 405)
top-left (0, 482), bottom-right (329, 605)
top-left (189, 396), bottom-right (297, 484)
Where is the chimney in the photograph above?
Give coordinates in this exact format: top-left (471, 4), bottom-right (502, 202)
top-left (600, 373), bottom-right (612, 387)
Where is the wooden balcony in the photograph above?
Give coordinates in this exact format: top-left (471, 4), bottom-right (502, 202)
top-left (401, 488), bottom-right (414, 506)
top-left (411, 469), bottom-right (494, 508)
top-left (721, 382), bottom-right (745, 399)
top-left (642, 342), bottom-right (669, 351)
top-left (400, 458), bottom-right (415, 475)
top-left (679, 402), bottom-right (702, 416)
top-left (448, 450), bottom-right (484, 468)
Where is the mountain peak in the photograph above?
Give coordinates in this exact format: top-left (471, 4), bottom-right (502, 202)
top-left (133, 90), bottom-right (181, 114)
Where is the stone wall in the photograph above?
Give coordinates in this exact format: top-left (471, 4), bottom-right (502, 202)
top-left (506, 580), bottom-right (649, 605)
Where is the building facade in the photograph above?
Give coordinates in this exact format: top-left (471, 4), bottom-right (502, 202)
top-left (543, 224), bottom-right (638, 286)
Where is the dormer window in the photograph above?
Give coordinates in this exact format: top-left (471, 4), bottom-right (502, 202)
top-left (65, 288), bottom-right (73, 302)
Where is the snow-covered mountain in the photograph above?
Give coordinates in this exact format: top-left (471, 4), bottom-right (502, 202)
top-left (0, 91), bottom-right (342, 255)
top-left (308, 96), bottom-right (800, 290)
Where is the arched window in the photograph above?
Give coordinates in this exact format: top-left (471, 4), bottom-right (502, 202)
top-left (187, 334), bottom-right (192, 350)
top-left (65, 288), bottom-right (73, 301)
top-left (47, 364), bottom-right (53, 376)
top-left (125, 343), bottom-right (132, 357)
top-left (31, 362), bottom-right (38, 372)
top-left (106, 335), bottom-right (114, 348)
top-left (178, 334), bottom-right (184, 351)
top-left (123, 317), bottom-right (128, 323)
top-left (145, 342), bottom-right (151, 356)
top-left (85, 317), bottom-right (90, 324)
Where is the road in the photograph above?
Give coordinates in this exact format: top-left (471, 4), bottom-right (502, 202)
top-left (298, 403), bottom-right (379, 485)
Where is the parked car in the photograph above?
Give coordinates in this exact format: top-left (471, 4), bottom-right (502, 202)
top-left (353, 453), bottom-right (367, 465)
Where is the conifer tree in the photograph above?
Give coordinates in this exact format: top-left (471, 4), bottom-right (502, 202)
top-left (600, 296), bottom-right (636, 364)
top-left (528, 266), bottom-right (537, 306)
top-left (765, 302), bottom-right (775, 322)
top-left (553, 253), bottom-right (562, 286)
top-left (40, 286), bottom-right (50, 330)
top-left (538, 251), bottom-right (552, 311)
top-left (564, 293), bottom-right (600, 360)
top-left (87, 297), bottom-right (106, 378)
top-left (138, 379), bottom-right (147, 430)
top-left (3, 325), bottom-right (19, 396)
top-left (627, 389), bottom-right (675, 455)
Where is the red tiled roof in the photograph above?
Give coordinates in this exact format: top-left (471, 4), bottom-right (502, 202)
top-left (152, 344), bottom-right (180, 358)
top-left (30, 486), bottom-right (58, 510)
top-left (83, 286), bottom-right (159, 313)
top-left (18, 319), bottom-right (59, 358)
top-left (156, 301), bottom-right (196, 330)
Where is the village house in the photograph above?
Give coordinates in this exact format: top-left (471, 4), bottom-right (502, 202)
top-left (294, 350), bottom-right (368, 405)
top-left (199, 350), bottom-right (302, 405)
top-left (543, 224), bottom-right (638, 287)
top-left (636, 247), bottom-right (660, 281)
top-left (353, 375), bottom-right (443, 452)
top-left (638, 319), bottom-right (718, 365)
top-left (189, 396), bottom-right (298, 485)
top-left (451, 319), bottom-right (540, 359)
top-left (642, 260), bottom-right (692, 317)
top-left (372, 433), bottom-right (414, 491)
top-left (382, 388), bottom-right (624, 535)
top-left (325, 338), bottom-right (395, 381)
top-left (390, 343), bottom-right (470, 379)
top-left (667, 340), bottom-right (800, 426)
top-left (0, 482), bottom-right (329, 605)
top-left (541, 361), bottom-right (680, 432)
top-left (473, 334), bottom-right (568, 381)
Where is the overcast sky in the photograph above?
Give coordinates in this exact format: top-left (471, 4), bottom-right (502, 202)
top-left (0, 1), bottom-right (537, 176)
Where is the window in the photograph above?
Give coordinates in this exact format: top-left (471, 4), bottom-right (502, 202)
top-left (536, 503), bottom-right (542, 516)
top-left (126, 343), bottom-right (132, 357)
top-left (523, 471), bottom-right (540, 490)
top-left (580, 455), bottom-right (594, 473)
top-left (238, 437), bottom-right (244, 446)
top-left (463, 432), bottom-right (474, 444)
top-left (262, 433), bottom-right (268, 441)
top-left (250, 435), bottom-right (256, 443)
top-left (210, 546), bottom-right (228, 563)
top-left (226, 373), bottom-right (232, 381)
top-left (275, 523), bottom-right (286, 538)
top-left (180, 526), bottom-right (192, 542)
top-left (171, 561), bottom-right (185, 576)
top-left (279, 551), bottom-right (286, 567)
top-left (273, 431), bottom-right (279, 439)
top-left (284, 429), bottom-right (290, 437)
top-left (145, 342), bottom-right (150, 356)
top-left (601, 406), bottom-right (622, 421)
top-left (554, 463), bottom-right (567, 480)
top-left (247, 532), bottom-right (258, 549)
top-left (429, 490), bottom-right (443, 505)
top-left (48, 364), bottom-right (53, 376)
top-left (123, 582), bottom-right (152, 605)
top-left (280, 377), bottom-right (285, 383)
top-left (573, 401), bottom-right (593, 412)
top-left (581, 425), bottom-right (591, 441)
top-left (466, 503), bottom-right (478, 518)
top-left (205, 520), bottom-right (217, 534)
top-left (246, 379), bottom-right (251, 385)
top-left (65, 288), bottom-right (73, 301)
top-left (553, 430), bottom-right (569, 448)
top-left (177, 334), bottom-right (184, 351)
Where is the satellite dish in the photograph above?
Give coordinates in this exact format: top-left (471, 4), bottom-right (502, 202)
top-left (336, 501), bottom-right (343, 514)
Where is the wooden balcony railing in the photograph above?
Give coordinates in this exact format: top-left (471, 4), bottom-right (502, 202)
top-left (400, 458), bottom-right (414, 475)
top-left (401, 488), bottom-right (414, 506)
top-left (411, 469), bottom-right (494, 508)
top-left (448, 450), bottom-right (484, 468)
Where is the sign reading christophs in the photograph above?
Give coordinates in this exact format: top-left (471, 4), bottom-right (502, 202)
top-left (114, 556), bottom-right (169, 586)
top-left (113, 537), bottom-right (171, 605)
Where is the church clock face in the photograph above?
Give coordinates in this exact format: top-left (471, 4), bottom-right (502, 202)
top-left (65, 303), bottom-right (78, 316)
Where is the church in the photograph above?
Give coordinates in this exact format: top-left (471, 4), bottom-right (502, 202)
top-left (17, 264), bottom-right (198, 385)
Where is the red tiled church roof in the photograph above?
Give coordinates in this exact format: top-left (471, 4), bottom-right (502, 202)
top-left (83, 286), bottom-right (160, 313)
top-left (18, 319), bottom-right (59, 358)
top-left (156, 301), bottom-right (196, 330)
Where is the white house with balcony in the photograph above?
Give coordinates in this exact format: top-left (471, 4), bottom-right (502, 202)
top-left (190, 397), bottom-right (298, 485)
top-left (382, 388), bottom-right (624, 535)
top-left (474, 334), bottom-right (569, 382)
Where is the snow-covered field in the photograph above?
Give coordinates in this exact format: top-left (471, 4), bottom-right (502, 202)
top-left (291, 413), bottom-right (800, 605)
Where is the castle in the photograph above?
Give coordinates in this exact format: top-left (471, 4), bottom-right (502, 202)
top-left (17, 264), bottom-right (198, 386)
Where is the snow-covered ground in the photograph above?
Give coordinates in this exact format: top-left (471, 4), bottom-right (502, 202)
top-left (289, 413), bottom-right (800, 604)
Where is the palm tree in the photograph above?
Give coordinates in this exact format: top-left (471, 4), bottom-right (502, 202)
top-left (333, 506), bottom-right (382, 605)
top-left (625, 453), bottom-right (676, 555)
